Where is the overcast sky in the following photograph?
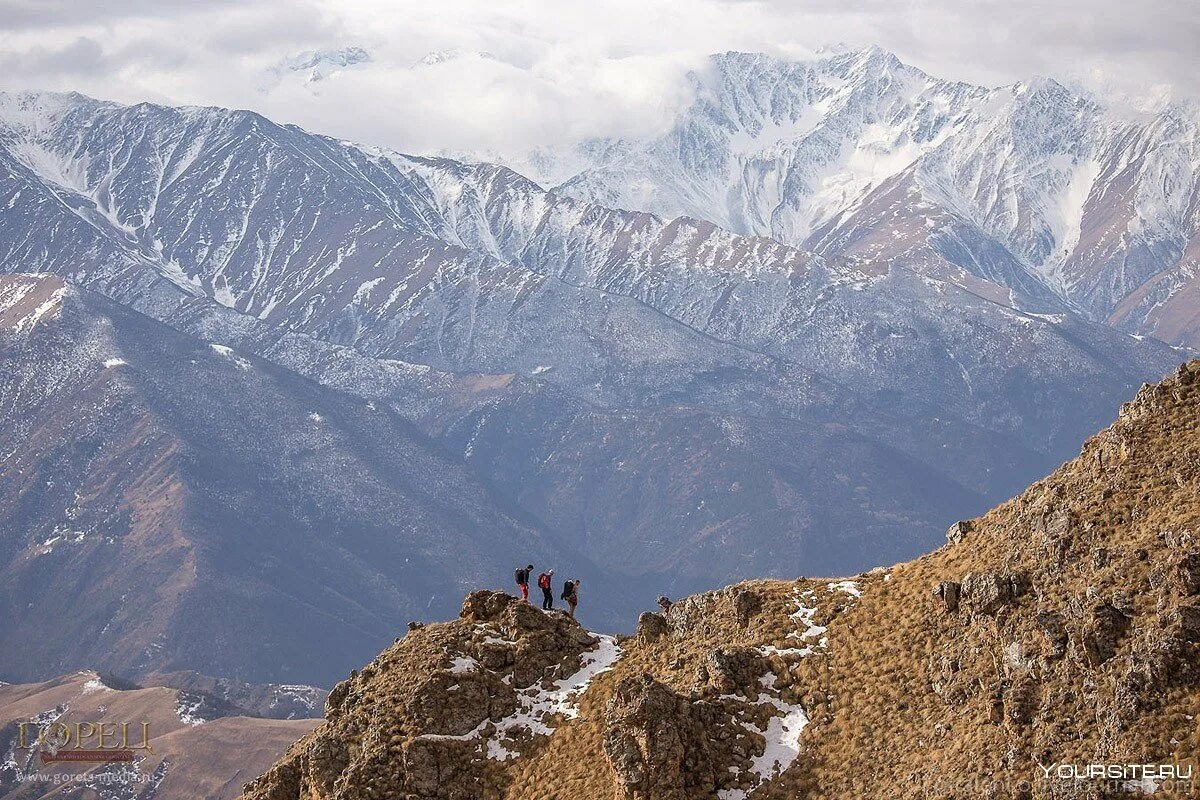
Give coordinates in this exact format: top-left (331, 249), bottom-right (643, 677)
top-left (1, 0), bottom-right (1197, 156)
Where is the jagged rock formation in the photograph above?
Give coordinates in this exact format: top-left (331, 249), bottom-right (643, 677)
top-left (242, 362), bottom-right (1200, 799)
top-left (239, 591), bottom-right (621, 800)
top-left (511, 49), bottom-right (1200, 349)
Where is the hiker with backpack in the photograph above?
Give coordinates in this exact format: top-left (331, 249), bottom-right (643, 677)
top-left (515, 564), bottom-right (533, 602)
top-left (537, 569), bottom-right (555, 610)
top-left (561, 578), bottom-right (580, 618)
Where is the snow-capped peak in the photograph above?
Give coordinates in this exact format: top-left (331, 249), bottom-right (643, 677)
top-left (270, 46), bottom-right (372, 84)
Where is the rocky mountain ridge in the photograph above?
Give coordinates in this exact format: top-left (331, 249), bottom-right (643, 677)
top-left (506, 48), bottom-right (1200, 348)
top-left (240, 360), bottom-right (1200, 799)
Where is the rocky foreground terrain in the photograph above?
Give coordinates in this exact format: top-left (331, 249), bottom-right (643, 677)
top-left (240, 361), bottom-right (1200, 799)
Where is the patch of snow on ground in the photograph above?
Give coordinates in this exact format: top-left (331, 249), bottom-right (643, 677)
top-left (175, 693), bottom-right (206, 726)
top-left (743, 695), bottom-right (808, 787)
top-left (760, 589), bottom-right (829, 659)
top-left (717, 671), bottom-right (809, 799)
top-left (268, 685), bottom-right (324, 714)
top-left (789, 591), bottom-right (828, 642)
top-left (210, 343), bottom-right (251, 370)
top-left (421, 632), bottom-right (623, 761)
top-left (450, 656), bottom-right (479, 675)
top-left (353, 277), bottom-right (386, 303)
top-left (828, 580), bottom-right (861, 598)
top-left (13, 287), bottom-right (66, 334)
top-left (480, 635), bottom-right (515, 646)
top-left (81, 677), bottom-right (108, 694)
top-left (102, 358), bottom-right (127, 368)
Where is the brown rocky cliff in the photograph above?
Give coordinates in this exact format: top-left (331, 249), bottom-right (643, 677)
top-left (240, 361), bottom-right (1200, 800)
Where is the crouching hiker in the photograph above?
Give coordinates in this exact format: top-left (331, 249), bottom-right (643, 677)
top-left (561, 579), bottom-right (580, 618)
top-left (514, 564), bottom-right (533, 602)
top-left (538, 569), bottom-right (555, 610)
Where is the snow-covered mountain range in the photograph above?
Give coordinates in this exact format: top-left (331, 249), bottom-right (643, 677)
top-left (499, 48), bottom-right (1200, 347)
top-left (0, 49), bottom-right (1194, 683)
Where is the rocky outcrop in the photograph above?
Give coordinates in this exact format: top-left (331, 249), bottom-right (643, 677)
top-left (1076, 601), bottom-right (1131, 666)
top-left (933, 580), bottom-right (961, 612)
top-left (240, 592), bottom-right (609, 800)
top-left (694, 648), bottom-right (769, 696)
top-left (603, 676), bottom-right (718, 800)
top-left (635, 612), bottom-right (669, 642)
top-left (1035, 610), bottom-right (1068, 658)
top-left (958, 572), bottom-right (1028, 615)
top-left (945, 520), bottom-right (974, 544)
top-left (1176, 552), bottom-right (1200, 595)
top-left (1179, 605), bottom-right (1200, 642)
top-left (603, 655), bottom-right (802, 800)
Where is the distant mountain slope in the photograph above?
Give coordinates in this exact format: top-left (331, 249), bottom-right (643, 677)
top-left (238, 360), bottom-right (1200, 800)
top-left (0, 90), bottom-right (1188, 621)
top-left (512, 48), bottom-right (1200, 348)
top-left (0, 670), bottom-right (318, 800)
top-left (0, 273), bottom-right (601, 685)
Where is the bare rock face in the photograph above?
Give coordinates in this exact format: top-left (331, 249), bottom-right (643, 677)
top-left (667, 586), bottom-right (764, 640)
top-left (603, 675), bottom-right (717, 800)
top-left (959, 573), bottom-right (1027, 615)
top-left (602, 646), bottom-right (802, 800)
top-left (1076, 601), bottom-right (1132, 667)
top-left (1035, 610), bottom-right (1068, 659)
top-left (1176, 552), bottom-right (1200, 595)
top-left (933, 581), bottom-right (961, 613)
top-left (460, 589), bottom-right (514, 622)
top-left (1175, 604), bottom-right (1200, 642)
top-left (636, 612), bottom-right (669, 642)
top-left (695, 648), bottom-right (769, 697)
top-left (732, 589), bottom-right (763, 628)
top-left (946, 520), bottom-right (974, 544)
top-left (1032, 509), bottom-right (1076, 564)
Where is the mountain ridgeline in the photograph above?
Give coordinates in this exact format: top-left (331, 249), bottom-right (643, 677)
top-left (239, 361), bottom-right (1200, 799)
top-left (0, 47), bottom-right (1195, 686)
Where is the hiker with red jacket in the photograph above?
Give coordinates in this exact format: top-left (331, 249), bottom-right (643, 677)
top-left (537, 569), bottom-right (555, 610)
top-left (514, 564), bottom-right (533, 602)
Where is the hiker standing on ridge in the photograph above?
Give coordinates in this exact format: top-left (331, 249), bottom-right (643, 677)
top-left (537, 569), bottom-right (555, 610)
top-left (562, 578), bottom-right (579, 618)
top-left (515, 564), bottom-right (533, 602)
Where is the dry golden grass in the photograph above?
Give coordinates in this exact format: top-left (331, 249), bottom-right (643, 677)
top-left (245, 361), bottom-right (1200, 800)
top-left (496, 363), bottom-right (1200, 799)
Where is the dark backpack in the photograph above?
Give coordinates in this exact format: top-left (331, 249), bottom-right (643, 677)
top-left (515, 568), bottom-right (525, 584)
top-left (561, 581), bottom-right (574, 601)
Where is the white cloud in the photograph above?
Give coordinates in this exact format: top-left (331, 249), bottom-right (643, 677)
top-left (0, 0), bottom-right (1195, 157)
